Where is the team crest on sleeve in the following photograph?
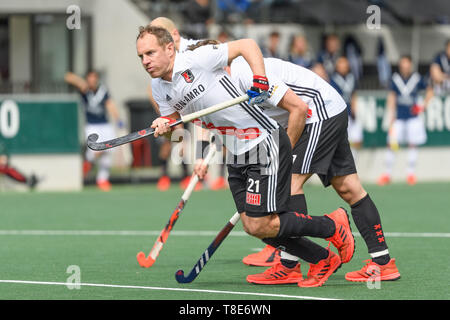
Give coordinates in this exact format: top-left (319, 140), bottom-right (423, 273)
top-left (181, 69), bottom-right (195, 83)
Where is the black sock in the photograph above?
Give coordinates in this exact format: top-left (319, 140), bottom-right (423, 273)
top-left (351, 194), bottom-right (390, 265)
top-left (263, 237), bottom-right (329, 265)
top-left (161, 159), bottom-right (168, 176)
top-left (289, 194), bottom-right (308, 214)
top-left (181, 161), bottom-right (188, 177)
top-left (278, 212), bottom-right (335, 239)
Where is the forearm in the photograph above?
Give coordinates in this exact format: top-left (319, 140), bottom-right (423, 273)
top-left (423, 87), bottom-right (434, 108)
top-left (386, 92), bottom-right (396, 126)
top-left (106, 100), bottom-right (120, 121)
top-left (286, 111), bottom-right (305, 148)
top-left (278, 89), bottom-right (308, 148)
top-left (64, 72), bottom-right (87, 92)
top-left (227, 39), bottom-right (266, 76)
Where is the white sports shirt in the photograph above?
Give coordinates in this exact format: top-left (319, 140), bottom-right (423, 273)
top-left (179, 37), bottom-right (199, 53)
top-left (152, 43), bottom-right (279, 155)
top-left (230, 57), bottom-right (347, 128)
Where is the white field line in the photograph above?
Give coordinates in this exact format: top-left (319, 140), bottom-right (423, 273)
top-left (0, 230), bottom-right (448, 238)
top-left (0, 280), bottom-right (338, 300)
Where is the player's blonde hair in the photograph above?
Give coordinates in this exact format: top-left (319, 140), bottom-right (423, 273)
top-left (136, 25), bottom-right (174, 46)
top-left (150, 17), bottom-right (177, 34)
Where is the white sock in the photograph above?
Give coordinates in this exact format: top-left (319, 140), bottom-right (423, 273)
top-left (407, 147), bottom-right (418, 175)
top-left (96, 152), bottom-right (112, 182)
top-left (384, 149), bottom-right (395, 176)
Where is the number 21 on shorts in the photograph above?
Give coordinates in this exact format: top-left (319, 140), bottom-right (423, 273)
top-left (246, 178), bottom-right (261, 206)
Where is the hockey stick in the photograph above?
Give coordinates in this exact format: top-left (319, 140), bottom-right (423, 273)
top-left (175, 212), bottom-right (240, 283)
top-left (136, 142), bottom-right (217, 268)
top-left (87, 94), bottom-right (249, 151)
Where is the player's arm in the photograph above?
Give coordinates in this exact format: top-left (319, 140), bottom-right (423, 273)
top-left (227, 39), bottom-right (266, 77)
top-left (423, 85), bottom-right (434, 110)
top-left (277, 89), bottom-right (308, 148)
top-left (193, 124), bottom-right (212, 180)
top-left (64, 72), bottom-right (88, 93)
top-left (430, 62), bottom-right (446, 84)
top-left (147, 84), bottom-right (161, 115)
top-left (386, 90), bottom-right (397, 127)
top-left (105, 99), bottom-right (120, 121)
top-left (227, 39), bottom-right (270, 99)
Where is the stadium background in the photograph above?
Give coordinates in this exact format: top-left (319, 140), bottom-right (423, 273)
top-left (0, 0), bottom-right (449, 301)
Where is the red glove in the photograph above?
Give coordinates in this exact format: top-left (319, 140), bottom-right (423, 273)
top-left (411, 104), bottom-right (424, 115)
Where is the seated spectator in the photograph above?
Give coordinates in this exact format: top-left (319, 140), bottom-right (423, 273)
top-left (182, 0), bottom-right (214, 39)
top-left (261, 30), bottom-right (281, 58)
top-left (317, 33), bottom-right (341, 76)
top-left (311, 62), bottom-right (329, 82)
top-left (430, 39), bottom-right (450, 95)
top-left (215, 0), bottom-right (251, 23)
top-left (288, 34), bottom-right (313, 69)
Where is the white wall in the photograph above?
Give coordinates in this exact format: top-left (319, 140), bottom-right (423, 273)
top-left (2, 154), bottom-right (82, 192)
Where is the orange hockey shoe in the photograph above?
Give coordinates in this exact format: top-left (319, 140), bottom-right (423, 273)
top-left (298, 249), bottom-right (341, 288)
top-left (407, 174), bottom-right (417, 186)
top-left (345, 259), bottom-right (401, 282)
top-left (325, 207), bottom-right (355, 264)
top-left (210, 176), bottom-right (227, 190)
top-left (157, 175), bottom-right (171, 191)
top-left (242, 245), bottom-right (281, 267)
top-left (247, 262), bottom-right (302, 285)
top-left (377, 174), bottom-right (391, 186)
top-left (97, 179), bottom-right (112, 192)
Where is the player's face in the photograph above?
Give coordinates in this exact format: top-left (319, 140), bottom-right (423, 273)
top-left (293, 36), bottom-right (306, 54)
top-left (86, 72), bottom-right (98, 90)
top-left (137, 33), bottom-right (174, 80)
top-left (326, 36), bottom-right (339, 53)
top-left (335, 57), bottom-right (349, 75)
top-left (399, 58), bottom-right (412, 76)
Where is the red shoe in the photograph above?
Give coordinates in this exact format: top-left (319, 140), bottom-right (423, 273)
top-left (210, 176), bottom-right (227, 190)
top-left (242, 245), bottom-right (281, 267)
top-left (377, 174), bottom-right (391, 186)
top-left (407, 174), bottom-right (417, 185)
top-left (157, 175), bottom-right (171, 191)
top-left (180, 176), bottom-right (202, 191)
top-left (97, 179), bottom-right (111, 192)
top-left (83, 161), bottom-right (92, 178)
top-left (298, 249), bottom-right (341, 288)
top-left (345, 259), bottom-right (401, 282)
top-left (325, 208), bottom-right (355, 264)
top-left (247, 262), bottom-right (302, 285)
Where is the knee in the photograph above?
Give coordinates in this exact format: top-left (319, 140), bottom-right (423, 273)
top-left (241, 214), bottom-right (278, 239)
top-left (334, 178), bottom-right (366, 204)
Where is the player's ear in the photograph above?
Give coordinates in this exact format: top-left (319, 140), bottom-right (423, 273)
top-left (166, 41), bottom-right (175, 56)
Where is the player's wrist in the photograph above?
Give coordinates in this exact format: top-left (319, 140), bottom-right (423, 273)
top-left (252, 75), bottom-right (269, 92)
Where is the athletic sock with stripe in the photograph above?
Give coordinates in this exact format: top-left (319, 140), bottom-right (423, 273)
top-left (277, 211), bottom-right (335, 239)
top-left (289, 194), bottom-right (308, 214)
top-left (351, 194), bottom-right (390, 265)
top-left (263, 237), bottom-right (329, 265)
